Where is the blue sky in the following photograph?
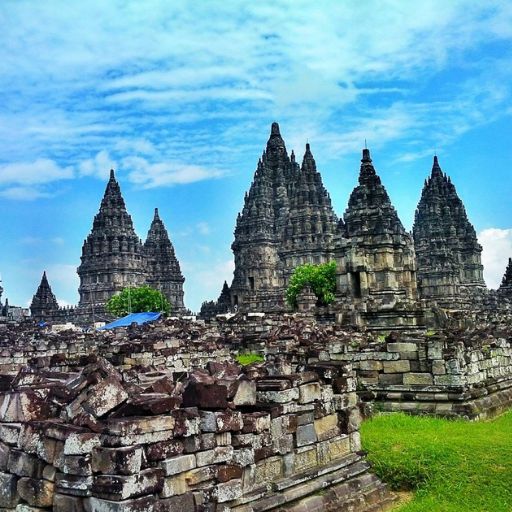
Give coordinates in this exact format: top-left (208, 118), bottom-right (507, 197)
top-left (0, 1), bottom-right (511, 312)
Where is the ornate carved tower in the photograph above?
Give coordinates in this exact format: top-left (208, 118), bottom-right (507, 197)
top-left (498, 258), bottom-right (512, 301)
top-left (230, 122), bottom-right (295, 310)
top-left (279, 143), bottom-right (338, 283)
top-left (413, 156), bottom-right (486, 308)
top-left (77, 170), bottom-right (147, 316)
top-left (336, 149), bottom-right (421, 328)
top-left (30, 271), bottom-right (60, 321)
top-left (144, 208), bottom-right (185, 314)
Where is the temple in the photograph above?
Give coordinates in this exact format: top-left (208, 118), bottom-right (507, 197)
top-left (202, 123), bottom-right (510, 328)
top-left (499, 258), bottom-right (512, 301)
top-left (30, 170), bottom-right (186, 323)
top-left (25, 123), bottom-right (512, 328)
top-left (230, 123), bottom-right (338, 311)
top-left (413, 156), bottom-right (486, 309)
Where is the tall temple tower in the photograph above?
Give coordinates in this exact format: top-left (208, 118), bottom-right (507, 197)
top-left (77, 170), bottom-right (147, 316)
top-left (498, 258), bottom-right (512, 301)
top-left (144, 208), bottom-right (186, 314)
top-left (230, 122), bottom-right (295, 310)
top-left (413, 156), bottom-right (486, 308)
top-left (30, 271), bottom-right (60, 322)
top-left (279, 143), bottom-right (338, 282)
top-left (336, 149), bottom-right (421, 328)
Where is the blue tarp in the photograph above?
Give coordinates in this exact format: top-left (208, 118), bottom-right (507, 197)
top-left (98, 312), bottom-right (161, 330)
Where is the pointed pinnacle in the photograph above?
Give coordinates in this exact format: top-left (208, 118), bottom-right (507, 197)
top-left (154, 207), bottom-right (160, 221)
top-left (361, 148), bottom-right (372, 163)
top-left (270, 122), bottom-right (281, 137)
top-left (109, 169), bottom-right (116, 180)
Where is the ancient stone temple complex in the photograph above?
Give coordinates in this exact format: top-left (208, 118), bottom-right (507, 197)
top-left (30, 170), bottom-right (185, 322)
top-left (4, 122), bottom-right (512, 512)
top-left (202, 123), bottom-right (511, 328)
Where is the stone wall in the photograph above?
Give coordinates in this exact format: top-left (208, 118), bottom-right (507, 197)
top-left (0, 320), bottom-right (232, 377)
top-left (232, 316), bottom-right (512, 420)
top-left (0, 354), bottom-right (393, 511)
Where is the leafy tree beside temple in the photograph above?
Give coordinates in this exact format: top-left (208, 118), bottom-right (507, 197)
top-left (106, 285), bottom-right (171, 317)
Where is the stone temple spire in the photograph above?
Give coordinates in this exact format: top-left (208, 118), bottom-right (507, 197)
top-left (281, 142), bottom-right (338, 279)
top-left (337, 148), bottom-right (419, 320)
top-left (230, 122), bottom-right (295, 310)
top-left (30, 271), bottom-right (60, 321)
top-left (498, 258), bottom-right (512, 300)
top-left (413, 156), bottom-right (485, 307)
top-left (144, 208), bottom-right (185, 313)
top-left (344, 148), bottom-right (406, 237)
top-left (77, 169), bottom-right (147, 315)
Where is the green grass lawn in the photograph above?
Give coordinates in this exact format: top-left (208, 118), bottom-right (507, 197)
top-left (361, 411), bottom-right (512, 512)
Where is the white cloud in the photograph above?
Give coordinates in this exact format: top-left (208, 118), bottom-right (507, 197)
top-left (123, 156), bottom-right (227, 188)
top-left (19, 236), bottom-right (65, 246)
top-left (0, 186), bottom-right (54, 201)
top-left (78, 150), bottom-right (117, 180)
top-left (182, 259), bottom-right (235, 311)
top-left (0, 159), bottom-right (73, 185)
top-left (479, 228), bottom-right (512, 289)
top-left (114, 138), bottom-right (156, 155)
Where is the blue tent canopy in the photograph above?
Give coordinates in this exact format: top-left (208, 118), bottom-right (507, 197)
top-left (98, 312), bottom-right (161, 330)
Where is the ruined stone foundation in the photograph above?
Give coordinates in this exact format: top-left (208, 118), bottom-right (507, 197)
top-left (0, 320), bottom-right (394, 511)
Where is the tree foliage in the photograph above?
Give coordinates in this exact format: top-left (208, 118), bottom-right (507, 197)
top-left (285, 261), bottom-right (337, 308)
top-left (105, 285), bottom-right (171, 317)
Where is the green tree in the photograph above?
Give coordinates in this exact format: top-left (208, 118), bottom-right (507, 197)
top-left (105, 285), bottom-right (171, 316)
top-left (285, 261), bottom-right (337, 308)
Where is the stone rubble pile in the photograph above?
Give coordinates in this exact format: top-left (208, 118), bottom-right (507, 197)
top-left (0, 351), bottom-right (394, 512)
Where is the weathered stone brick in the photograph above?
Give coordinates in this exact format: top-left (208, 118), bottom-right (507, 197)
top-left (313, 414), bottom-right (339, 442)
top-left (92, 468), bottom-right (164, 501)
top-left (84, 495), bottom-right (156, 512)
top-left (196, 446), bottom-right (233, 467)
top-left (0, 472), bottom-right (19, 508)
top-left (242, 412), bottom-right (271, 433)
top-left (92, 446), bottom-right (142, 475)
top-left (160, 454), bottom-right (196, 476)
top-left (232, 380), bottom-right (257, 406)
top-left (296, 423), bottom-right (317, 447)
top-left (17, 477), bottom-right (54, 507)
top-left (55, 473), bottom-right (93, 497)
top-left (7, 449), bottom-right (45, 478)
top-left (214, 478), bottom-right (243, 502)
top-left (53, 492), bottom-right (85, 512)
top-left (403, 373), bottom-right (434, 385)
top-left (382, 360), bottom-right (411, 373)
